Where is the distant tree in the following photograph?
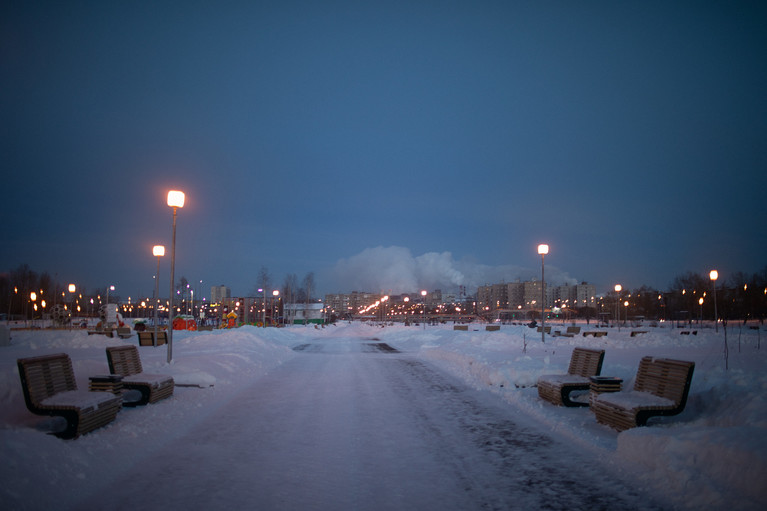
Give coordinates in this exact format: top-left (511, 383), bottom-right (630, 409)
top-left (257, 266), bottom-right (272, 295)
top-left (282, 273), bottom-right (299, 304)
top-left (303, 272), bottom-right (315, 303)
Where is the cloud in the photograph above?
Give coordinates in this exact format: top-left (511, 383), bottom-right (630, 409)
top-left (325, 246), bottom-right (577, 294)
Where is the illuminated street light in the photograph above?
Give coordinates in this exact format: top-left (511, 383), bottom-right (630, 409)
top-left (167, 190), bottom-right (185, 362)
top-left (538, 244), bottom-right (549, 343)
top-left (710, 270), bottom-right (719, 333)
top-left (152, 245), bottom-right (165, 347)
top-left (614, 284), bottom-right (622, 331)
top-left (421, 290), bottom-right (427, 330)
top-left (68, 284), bottom-right (76, 329)
top-left (272, 290), bottom-right (280, 326)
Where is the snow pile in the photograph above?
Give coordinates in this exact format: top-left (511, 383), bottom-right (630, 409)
top-left (1, 322), bottom-right (766, 510)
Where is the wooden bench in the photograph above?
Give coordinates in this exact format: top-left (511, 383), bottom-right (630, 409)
top-left (116, 327), bottom-right (132, 339)
top-left (536, 326), bottom-right (551, 333)
top-left (485, 325), bottom-right (500, 331)
top-left (137, 331), bottom-right (167, 346)
top-left (554, 326), bottom-right (581, 338)
top-left (537, 347), bottom-right (606, 407)
top-left (453, 325), bottom-right (468, 331)
top-left (630, 330), bottom-right (648, 337)
top-left (583, 331), bottom-right (607, 337)
top-left (591, 356), bottom-right (695, 431)
top-left (87, 329), bottom-right (114, 338)
top-left (16, 353), bottom-right (122, 439)
top-left (106, 345), bottom-right (174, 406)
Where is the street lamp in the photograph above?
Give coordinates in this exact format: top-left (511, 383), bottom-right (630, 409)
top-left (710, 270), bottom-right (719, 333)
top-left (537, 244), bottom-right (549, 343)
top-left (421, 290), bottom-right (427, 329)
top-left (167, 189), bottom-right (185, 362)
top-left (698, 297), bottom-right (704, 325)
top-left (68, 284), bottom-right (76, 328)
top-left (152, 245), bottom-right (165, 347)
top-left (614, 284), bottom-right (622, 331)
top-left (272, 290), bottom-right (280, 325)
top-left (258, 288), bottom-right (265, 327)
top-left (106, 285), bottom-right (114, 304)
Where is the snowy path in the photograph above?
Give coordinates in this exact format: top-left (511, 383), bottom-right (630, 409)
top-left (77, 337), bottom-right (663, 510)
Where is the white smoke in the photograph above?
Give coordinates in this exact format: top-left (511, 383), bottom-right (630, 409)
top-left (325, 245), bottom-right (576, 294)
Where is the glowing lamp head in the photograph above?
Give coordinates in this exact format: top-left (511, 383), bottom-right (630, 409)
top-left (153, 245), bottom-right (166, 257)
top-left (167, 190), bottom-right (185, 208)
top-left (709, 270), bottom-right (718, 281)
top-left (537, 244), bottom-right (549, 255)
top-left (614, 284), bottom-right (622, 293)
top-left (68, 284), bottom-right (76, 293)
top-left (272, 290), bottom-right (280, 297)
top-left (421, 290), bottom-right (427, 297)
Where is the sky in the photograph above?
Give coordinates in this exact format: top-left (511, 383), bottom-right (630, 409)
top-left (2, 0), bottom-right (766, 300)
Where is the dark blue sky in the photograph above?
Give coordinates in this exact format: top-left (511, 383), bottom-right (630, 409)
top-left (2, 1), bottom-right (766, 300)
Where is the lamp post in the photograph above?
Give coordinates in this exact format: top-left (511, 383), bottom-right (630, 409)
top-left (30, 292), bottom-right (37, 326)
top-left (421, 290), bottom-right (427, 329)
top-left (710, 270), bottom-right (719, 333)
top-left (272, 290), bottom-right (280, 326)
top-left (538, 244), bottom-right (549, 343)
top-left (68, 284), bottom-right (76, 329)
top-left (614, 284), bottom-right (622, 331)
top-left (167, 190), bottom-right (185, 363)
top-left (152, 245), bottom-right (165, 347)
top-left (698, 297), bottom-right (704, 325)
top-left (258, 288), bottom-right (265, 327)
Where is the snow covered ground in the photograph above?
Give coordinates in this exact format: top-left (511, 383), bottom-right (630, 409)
top-left (1, 322), bottom-right (765, 510)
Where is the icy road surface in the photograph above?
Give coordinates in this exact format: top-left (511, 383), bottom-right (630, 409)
top-left (78, 337), bottom-right (663, 510)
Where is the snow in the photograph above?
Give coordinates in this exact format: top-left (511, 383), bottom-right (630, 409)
top-left (1, 322), bottom-right (766, 510)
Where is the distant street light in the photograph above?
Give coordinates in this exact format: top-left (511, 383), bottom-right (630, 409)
top-left (421, 290), bottom-right (427, 329)
top-left (538, 244), bottom-right (549, 343)
top-left (258, 288), bottom-right (265, 327)
top-left (167, 190), bottom-right (185, 362)
top-left (68, 284), bottom-right (76, 329)
top-left (698, 297), bottom-right (704, 325)
top-left (614, 284), bottom-right (622, 332)
top-left (152, 245), bottom-right (165, 347)
top-left (710, 270), bottom-right (719, 333)
top-left (272, 290), bottom-right (280, 325)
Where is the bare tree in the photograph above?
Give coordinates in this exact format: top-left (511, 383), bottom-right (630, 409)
top-left (303, 272), bottom-right (315, 304)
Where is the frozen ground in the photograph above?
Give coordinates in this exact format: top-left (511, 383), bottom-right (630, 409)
top-left (1, 322), bottom-right (765, 510)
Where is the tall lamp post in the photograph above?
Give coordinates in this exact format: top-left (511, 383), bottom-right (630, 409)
top-left (710, 270), bottom-right (719, 333)
top-left (537, 244), bottom-right (549, 343)
top-left (152, 245), bottom-right (165, 347)
top-left (614, 284), bottom-right (622, 331)
top-left (167, 190), bottom-right (185, 363)
top-left (258, 288), bottom-right (265, 327)
top-left (68, 284), bottom-right (76, 329)
top-left (272, 290), bottom-right (280, 325)
top-left (421, 290), bottom-right (427, 329)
